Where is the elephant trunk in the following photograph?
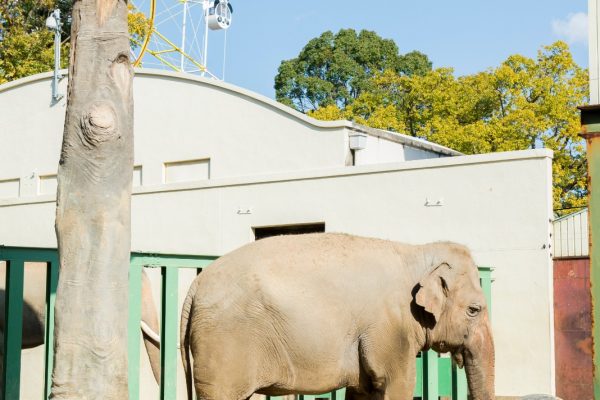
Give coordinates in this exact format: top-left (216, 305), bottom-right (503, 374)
top-left (463, 316), bottom-right (495, 400)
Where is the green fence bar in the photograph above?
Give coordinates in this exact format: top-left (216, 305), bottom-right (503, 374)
top-left (451, 359), bottom-right (468, 400)
top-left (43, 257), bottom-right (59, 400)
top-left (2, 259), bottom-right (24, 400)
top-left (160, 266), bottom-right (179, 400)
top-left (422, 350), bottom-right (439, 399)
top-left (414, 354), bottom-right (423, 397)
top-left (128, 262), bottom-right (144, 400)
top-left (130, 252), bottom-right (216, 270)
top-left (479, 266), bottom-right (492, 319)
top-left (437, 357), bottom-right (452, 395)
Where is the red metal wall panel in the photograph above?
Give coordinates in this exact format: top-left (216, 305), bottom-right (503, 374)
top-left (554, 257), bottom-right (592, 400)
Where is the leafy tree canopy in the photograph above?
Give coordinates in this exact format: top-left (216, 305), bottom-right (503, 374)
top-left (274, 29), bottom-right (432, 112)
top-left (0, 0), bottom-right (148, 84)
top-left (307, 41), bottom-right (588, 213)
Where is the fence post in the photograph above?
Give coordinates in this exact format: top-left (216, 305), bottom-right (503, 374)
top-left (423, 350), bottom-right (439, 399)
top-left (44, 256), bottom-right (59, 400)
top-left (479, 267), bottom-right (492, 319)
top-left (451, 362), bottom-right (468, 400)
top-left (2, 259), bottom-right (24, 400)
top-left (161, 266), bottom-right (179, 400)
top-left (128, 260), bottom-right (144, 400)
top-left (580, 103), bottom-right (600, 398)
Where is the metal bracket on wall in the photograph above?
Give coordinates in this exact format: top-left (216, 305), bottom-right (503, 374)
top-left (424, 198), bottom-right (444, 207)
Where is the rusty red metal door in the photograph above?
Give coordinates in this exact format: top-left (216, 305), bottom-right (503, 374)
top-left (554, 257), bottom-right (593, 400)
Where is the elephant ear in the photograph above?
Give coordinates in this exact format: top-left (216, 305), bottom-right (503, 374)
top-left (415, 263), bottom-right (451, 322)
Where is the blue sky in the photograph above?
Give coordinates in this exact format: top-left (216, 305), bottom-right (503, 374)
top-left (191, 0), bottom-right (589, 99)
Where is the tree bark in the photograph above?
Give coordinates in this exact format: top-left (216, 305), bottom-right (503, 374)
top-left (51, 0), bottom-right (133, 398)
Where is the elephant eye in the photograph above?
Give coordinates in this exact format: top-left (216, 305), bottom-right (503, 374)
top-left (467, 304), bottom-right (481, 317)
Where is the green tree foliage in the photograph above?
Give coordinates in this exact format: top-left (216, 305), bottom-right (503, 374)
top-left (307, 42), bottom-right (588, 213)
top-left (274, 29), bottom-right (432, 112)
top-left (0, 0), bottom-right (148, 84)
top-left (0, 0), bottom-right (70, 84)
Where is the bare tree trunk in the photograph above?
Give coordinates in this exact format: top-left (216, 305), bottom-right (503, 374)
top-left (51, 0), bottom-right (133, 398)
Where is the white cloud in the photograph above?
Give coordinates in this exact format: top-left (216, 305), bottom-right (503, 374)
top-left (552, 12), bottom-right (588, 44)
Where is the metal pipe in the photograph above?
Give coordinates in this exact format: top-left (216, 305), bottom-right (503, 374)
top-left (47, 9), bottom-right (63, 102)
top-left (180, 0), bottom-right (188, 72)
top-left (202, 1), bottom-right (209, 77)
top-left (585, 2), bottom-right (600, 396)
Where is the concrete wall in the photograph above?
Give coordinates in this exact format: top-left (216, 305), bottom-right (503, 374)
top-left (1, 150), bottom-right (554, 397)
top-left (132, 72), bottom-right (350, 184)
top-left (0, 70), bottom-right (455, 201)
top-left (355, 134), bottom-right (446, 166)
top-left (0, 70), bottom-right (347, 190)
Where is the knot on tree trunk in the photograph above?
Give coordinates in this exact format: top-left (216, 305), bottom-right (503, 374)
top-left (80, 102), bottom-right (119, 148)
top-left (110, 53), bottom-right (133, 99)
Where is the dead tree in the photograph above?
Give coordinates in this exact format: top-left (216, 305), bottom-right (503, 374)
top-left (52, 0), bottom-right (133, 398)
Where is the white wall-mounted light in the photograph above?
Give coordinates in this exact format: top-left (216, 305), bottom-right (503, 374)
top-left (349, 132), bottom-right (367, 150)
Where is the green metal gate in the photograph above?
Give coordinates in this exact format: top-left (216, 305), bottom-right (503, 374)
top-left (0, 246), bottom-right (491, 400)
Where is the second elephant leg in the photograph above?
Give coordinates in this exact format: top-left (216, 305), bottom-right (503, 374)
top-left (345, 387), bottom-right (384, 400)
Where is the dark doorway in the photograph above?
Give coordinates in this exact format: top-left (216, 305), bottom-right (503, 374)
top-left (253, 223), bottom-right (325, 241)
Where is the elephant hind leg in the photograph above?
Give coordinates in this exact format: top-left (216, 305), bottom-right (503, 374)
top-left (193, 375), bottom-right (258, 400)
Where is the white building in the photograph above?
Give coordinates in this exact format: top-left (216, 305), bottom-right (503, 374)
top-left (0, 70), bottom-right (555, 398)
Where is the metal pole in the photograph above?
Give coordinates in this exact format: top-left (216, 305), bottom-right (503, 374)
top-left (180, 0), bottom-right (187, 72)
top-left (591, 0), bottom-right (600, 104)
top-left (581, 105), bottom-right (600, 399)
top-left (585, 2), bottom-right (600, 397)
top-left (202, 1), bottom-right (209, 77)
top-left (51, 9), bottom-right (62, 102)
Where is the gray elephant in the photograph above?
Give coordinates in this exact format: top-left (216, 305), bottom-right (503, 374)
top-left (0, 264), bottom-right (162, 382)
top-left (180, 233), bottom-right (494, 400)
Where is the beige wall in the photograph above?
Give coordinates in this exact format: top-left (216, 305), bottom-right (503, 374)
top-left (2, 150), bottom-right (554, 397)
top-left (132, 73), bottom-right (350, 184)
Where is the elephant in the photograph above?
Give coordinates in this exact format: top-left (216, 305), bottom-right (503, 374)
top-left (0, 262), bottom-right (162, 382)
top-left (180, 233), bottom-right (495, 400)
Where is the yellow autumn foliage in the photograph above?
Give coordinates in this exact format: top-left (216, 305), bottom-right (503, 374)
top-left (309, 42), bottom-right (588, 213)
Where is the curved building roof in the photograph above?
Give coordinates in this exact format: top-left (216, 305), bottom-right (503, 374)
top-left (0, 69), bottom-right (460, 200)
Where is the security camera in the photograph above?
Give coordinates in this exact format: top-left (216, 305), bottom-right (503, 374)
top-left (45, 15), bottom-right (58, 30)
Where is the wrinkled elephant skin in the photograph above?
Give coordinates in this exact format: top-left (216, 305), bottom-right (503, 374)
top-left (180, 233), bottom-right (495, 400)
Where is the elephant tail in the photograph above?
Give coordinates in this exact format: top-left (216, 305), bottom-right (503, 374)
top-left (180, 276), bottom-right (201, 400)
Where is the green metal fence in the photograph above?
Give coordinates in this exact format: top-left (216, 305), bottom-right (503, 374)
top-left (128, 252), bottom-right (216, 400)
top-left (0, 246), bottom-right (492, 400)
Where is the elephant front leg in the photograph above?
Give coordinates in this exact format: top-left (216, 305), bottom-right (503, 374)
top-left (383, 361), bottom-right (417, 400)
